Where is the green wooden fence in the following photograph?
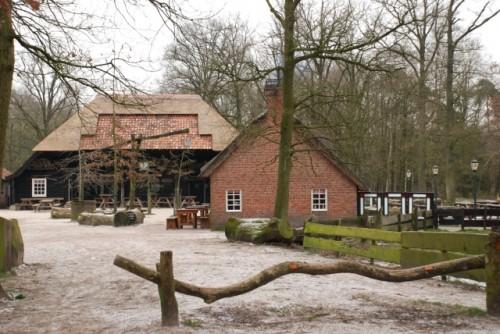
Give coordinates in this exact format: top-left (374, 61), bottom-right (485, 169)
top-left (304, 222), bottom-right (488, 282)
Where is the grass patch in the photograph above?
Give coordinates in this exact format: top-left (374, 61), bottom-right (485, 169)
top-left (182, 318), bottom-right (203, 328)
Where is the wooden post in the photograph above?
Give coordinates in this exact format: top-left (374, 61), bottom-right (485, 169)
top-left (157, 251), bottom-right (179, 326)
top-left (486, 231), bottom-right (500, 316)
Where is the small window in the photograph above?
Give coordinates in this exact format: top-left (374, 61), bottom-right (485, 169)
top-left (311, 189), bottom-right (327, 211)
top-left (32, 178), bottom-right (47, 197)
top-left (226, 190), bottom-right (242, 212)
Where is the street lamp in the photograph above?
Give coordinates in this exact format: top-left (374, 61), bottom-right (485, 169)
top-left (140, 161), bottom-right (152, 214)
top-left (405, 169), bottom-right (412, 192)
top-left (471, 159), bottom-right (479, 208)
top-left (432, 165), bottom-right (439, 208)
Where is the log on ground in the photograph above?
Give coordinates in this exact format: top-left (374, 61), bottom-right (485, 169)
top-left (78, 213), bottom-right (115, 226)
top-left (225, 218), bottom-right (284, 244)
top-left (51, 207), bottom-right (72, 219)
top-left (78, 210), bottom-right (145, 227)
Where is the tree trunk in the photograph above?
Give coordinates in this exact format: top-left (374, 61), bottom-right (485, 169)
top-left (225, 218), bottom-right (283, 244)
top-left (0, 1), bottom-right (14, 185)
top-left (71, 200), bottom-right (96, 221)
top-left (444, 1), bottom-right (456, 203)
top-left (51, 207), bottom-right (72, 219)
top-left (78, 210), bottom-right (143, 226)
top-left (0, 216), bottom-right (23, 273)
top-left (272, 0), bottom-right (296, 241)
top-left (78, 212), bottom-right (115, 226)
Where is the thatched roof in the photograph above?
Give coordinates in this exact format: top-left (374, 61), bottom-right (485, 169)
top-left (33, 94), bottom-right (238, 152)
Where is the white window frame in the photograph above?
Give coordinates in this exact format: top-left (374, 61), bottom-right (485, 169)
top-left (311, 188), bottom-right (328, 212)
top-left (32, 178), bottom-right (47, 198)
top-left (226, 190), bottom-right (242, 212)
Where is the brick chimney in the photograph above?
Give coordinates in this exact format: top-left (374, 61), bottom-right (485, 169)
top-left (264, 78), bottom-right (283, 125)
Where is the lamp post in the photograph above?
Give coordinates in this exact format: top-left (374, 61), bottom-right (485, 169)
top-left (432, 165), bottom-right (439, 208)
top-left (405, 169), bottom-right (412, 193)
top-left (140, 161), bottom-right (152, 215)
top-left (471, 159), bottom-right (479, 208)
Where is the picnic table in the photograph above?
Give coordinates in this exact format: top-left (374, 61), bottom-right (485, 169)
top-left (34, 199), bottom-right (61, 211)
top-left (186, 204), bottom-right (209, 217)
top-left (154, 196), bottom-right (173, 208)
top-left (176, 208), bottom-right (199, 228)
top-left (181, 196), bottom-right (197, 207)
top-left (97, 194), bottom-right (114, 209)
top-left (19, 198), bottom-right (39, 210)
top-left (20, 197), bottom-right (64, 210)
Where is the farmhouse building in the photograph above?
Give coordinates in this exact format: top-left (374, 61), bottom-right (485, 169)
top-left (6, 94), bottom-right (238, 205)
top-left (201, 81), bottom-right (364, 227)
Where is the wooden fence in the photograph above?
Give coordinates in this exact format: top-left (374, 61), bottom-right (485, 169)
top-left (434, 207), bottom-right (500, 229)
top-left (304, 222), bottom-right (488, 282)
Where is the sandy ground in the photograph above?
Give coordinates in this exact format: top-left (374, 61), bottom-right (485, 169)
top-left (1, 209), bottom-right (499, 334)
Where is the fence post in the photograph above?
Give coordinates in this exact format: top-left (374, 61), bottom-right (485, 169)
top-left (157, 251), bottom-right (179, 326)
top-left (486, 231), bottom-right (500, 316)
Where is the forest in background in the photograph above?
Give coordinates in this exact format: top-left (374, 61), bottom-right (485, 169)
top-left (3, 0), bottom-right (500, 202)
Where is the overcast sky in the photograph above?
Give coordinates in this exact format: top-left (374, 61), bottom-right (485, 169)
top-left (86, 0), bottom-right (500, 92)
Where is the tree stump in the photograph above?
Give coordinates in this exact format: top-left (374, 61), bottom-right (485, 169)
top-left (0, 217), bottom-right (24, 273)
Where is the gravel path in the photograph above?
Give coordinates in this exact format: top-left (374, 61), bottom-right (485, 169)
top-left (1, 209), bottom-right (499, 333)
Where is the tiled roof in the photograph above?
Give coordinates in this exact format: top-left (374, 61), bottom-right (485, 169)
top-left (33, 94), bottom-right (238, 152)
top-left (80, 114), bottom-right (212, 150)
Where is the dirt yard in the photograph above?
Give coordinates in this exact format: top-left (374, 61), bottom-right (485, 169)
top-left (1, 209), bottom-right (499, 333)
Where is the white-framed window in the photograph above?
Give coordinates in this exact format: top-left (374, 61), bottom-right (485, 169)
top-left (32, 178), bottom-right (47, 197)
top-left (226, 190), bottom-right (242, 212)
top-left (311, 188), bottom-right (327, 211)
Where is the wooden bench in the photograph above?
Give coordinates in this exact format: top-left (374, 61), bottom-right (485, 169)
top-left (198, 216), bottom-right (210, 229)
top-left (166, 216), bottom-right (178, 230)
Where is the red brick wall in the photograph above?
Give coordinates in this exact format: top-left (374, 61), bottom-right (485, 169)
top-left (209, 89), bottom-right (358, 227)
top-left (81, 114), bottom-right (212, 150)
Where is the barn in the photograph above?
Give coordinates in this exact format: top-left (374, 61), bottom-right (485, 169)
top-left (200, 81), bottom-right (365, 227)
top-left (6, 94), bottom-right (238, 206)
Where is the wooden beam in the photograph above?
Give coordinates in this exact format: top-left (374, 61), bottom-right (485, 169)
top-left (114, 254), bottom-right (485, 304)
top-left (157, 251), bottom-right (179, 326)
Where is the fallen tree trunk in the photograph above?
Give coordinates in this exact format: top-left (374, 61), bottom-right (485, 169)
top-left (51, 207), bottom-right (72, 219)
top-left (114, 254), bottom-right (485, 304)
top-left (78, 209), bottom-right (144, 227)
top-left (78, 213), bottom-right (114, 226)
top-left (225, 218), bottom-right (286, 244)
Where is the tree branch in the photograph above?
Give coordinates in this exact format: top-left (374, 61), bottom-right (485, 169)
top-left (114, 254), bottom-right (485, 304)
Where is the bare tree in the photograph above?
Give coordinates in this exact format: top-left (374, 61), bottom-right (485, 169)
top-left (161, 17), bottom-right (264, 127)
top-left (12, 54), bottom-right (78, 140)
top-left (0, 0), bottom-right (187, 190)
top-left (266, 0), bottom-right (408, 239)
